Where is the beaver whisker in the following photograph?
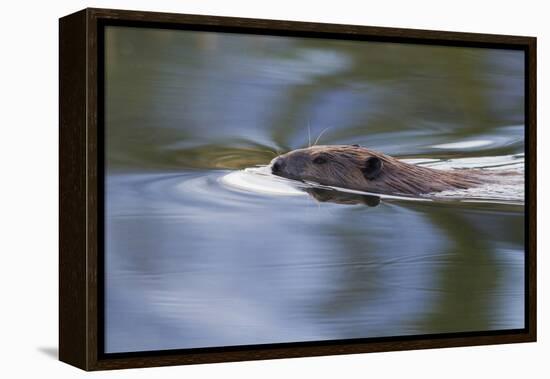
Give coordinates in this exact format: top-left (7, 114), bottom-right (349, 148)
top-left (313, 127), bottom-right (331, 146)
top-left (307, 119), bottom-right (312, 148)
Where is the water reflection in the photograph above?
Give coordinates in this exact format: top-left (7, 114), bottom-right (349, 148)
top-left (104, 26), bottom-right (525, 353)
top-left (305, 188), bottom-right (381, 207)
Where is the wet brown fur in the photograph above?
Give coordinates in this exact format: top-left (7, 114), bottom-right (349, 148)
top-left (271, 145), bottom-right (484, 196)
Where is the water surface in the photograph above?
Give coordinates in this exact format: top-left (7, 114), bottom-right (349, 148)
top-left (104, 26), bottom-right (525, 353)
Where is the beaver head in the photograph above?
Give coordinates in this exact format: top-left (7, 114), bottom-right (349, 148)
top-left (271, 145), bottom-right (384, 191)
top-left (271, 145), bottom-right (482, 196)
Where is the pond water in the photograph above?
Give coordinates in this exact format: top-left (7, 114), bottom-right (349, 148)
top-left (104, 26), bottom-right (525, 353)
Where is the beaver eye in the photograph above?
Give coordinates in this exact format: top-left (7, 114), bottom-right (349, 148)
top-left (313, 156), bottom-right (328, 164)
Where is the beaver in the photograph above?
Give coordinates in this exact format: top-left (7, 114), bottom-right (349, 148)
top-left (270, 145), bottom-right (484, 196)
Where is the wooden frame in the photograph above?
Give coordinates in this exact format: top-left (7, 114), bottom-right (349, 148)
top-left (59, 7), bottom-right (537, 371)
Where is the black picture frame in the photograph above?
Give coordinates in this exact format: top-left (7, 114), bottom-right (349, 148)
top-left (59, 7), bottom-right (537, 371)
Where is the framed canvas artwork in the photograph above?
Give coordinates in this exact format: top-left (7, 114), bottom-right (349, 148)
top-left (59, 8), bottom-right (536, 370)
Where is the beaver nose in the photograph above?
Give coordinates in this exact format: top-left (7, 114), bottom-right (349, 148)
top-left (272, 158), bottom-right (285, 174)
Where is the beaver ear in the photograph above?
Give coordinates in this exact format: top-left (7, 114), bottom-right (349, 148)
top-left (362, 157), bottom-right (382, 180)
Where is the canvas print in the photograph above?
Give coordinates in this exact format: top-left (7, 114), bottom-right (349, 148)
top-left (103, 26), bottom-right (525, 354)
